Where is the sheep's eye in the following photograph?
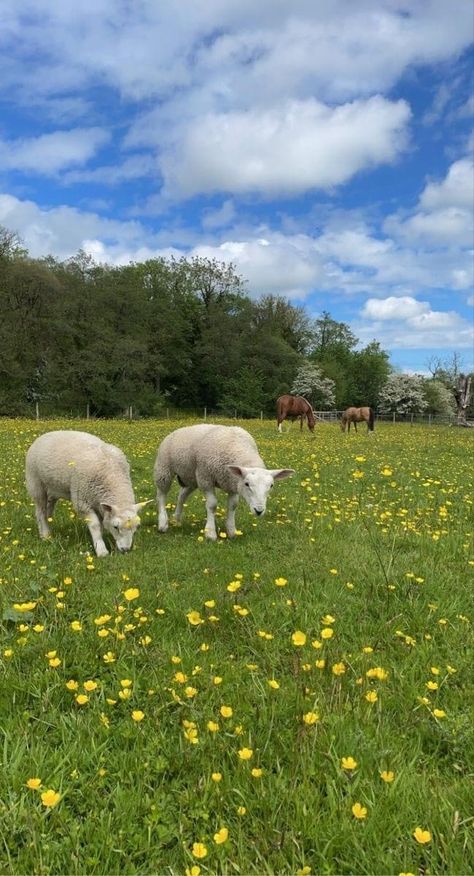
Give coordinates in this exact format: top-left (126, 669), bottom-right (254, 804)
top-left (244, 481), bottom-right (250, 487)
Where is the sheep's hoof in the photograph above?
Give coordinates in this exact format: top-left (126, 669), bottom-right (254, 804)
top-left (205, 532), bottom-right (218, 542)
top-left (95, 544), bottom-right (109, 558)
top-left (158, 524), bottom-right (169, 533)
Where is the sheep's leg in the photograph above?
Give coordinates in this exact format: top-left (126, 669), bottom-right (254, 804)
top-left (34, 494), bottom-right (51, 539)
top-left (226, 493), bottom-right (239, 538)
top-left (174, 485), bottom-right (195, 524)
top-left (204, 490), bottom-right (218, 541)
top-left (157, 488), bottom-right (169, 532)
top-left (46, 496), bottom-right (57, 520)
top-left (84, 509), bottom-right (109, 557)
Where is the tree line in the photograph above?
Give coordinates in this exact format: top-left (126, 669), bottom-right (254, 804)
top-left (0, 225), bottom-right (470, 419)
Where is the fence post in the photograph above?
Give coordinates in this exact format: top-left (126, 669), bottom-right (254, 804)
top-left (128, 406), bottom-right (133, 421)
top-left (410, 413), bottom-right (414, 426)
top-left (234, 410), bottom-right (237, 419)
top-left (260, 410), bottom-right (263, 420)
top-left (35, 402), bottom-right (40, 421)
top-left (166, 408), bottom-right (169, 419)
top-left (392, 412), bottom-right (396, 424)
top-left (86, 403), bottom-right (90, 420)
top-left (429, 413), bottom-right (432, 426)
top-left (204, 407), bottom-right (207, 421)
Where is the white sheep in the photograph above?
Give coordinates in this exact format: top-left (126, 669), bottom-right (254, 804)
top-left (153, 424), bottom-right (294, 540)
top-left (26, 430), bottom-right (150, 557)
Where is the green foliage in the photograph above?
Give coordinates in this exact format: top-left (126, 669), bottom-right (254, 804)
top-left (422, 380), bottom-right (456, 416)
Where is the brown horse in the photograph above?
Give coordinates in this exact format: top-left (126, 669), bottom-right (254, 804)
top-left (277, 395), bottom-right (315, 433)
top-left (340, 406), bottom-right (375, 433)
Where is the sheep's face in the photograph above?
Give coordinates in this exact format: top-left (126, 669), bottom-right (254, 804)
top-left (101, 501), bottom-right (151, 552)
top-left (228, 466), bottom-right (294, 517)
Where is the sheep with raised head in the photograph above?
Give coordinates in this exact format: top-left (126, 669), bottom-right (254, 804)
top-left (26, 431), bottom-right (150, 556)
top-left (153, 424), bottom-right (294, 540)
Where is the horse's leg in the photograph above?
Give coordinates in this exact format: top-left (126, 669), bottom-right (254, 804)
top-left (354, 421), bottom-right (357, 433)
top-left (300, 416), bottom-right (303, 431)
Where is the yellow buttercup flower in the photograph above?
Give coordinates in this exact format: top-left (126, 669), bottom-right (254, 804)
top-left (238, 747), bottom-right (253, 760)
top-left (41, 789), bottom-right (61, 808)
top-left (380, 770), bottom-right (395, 783)
top-left (303, 711), bottom-right (320, 725)
top-left (213, 827), bottom-right (229, 844)
top-left (341, 756), bottom-right (357, 770)
top-left (26, 777), bottom-right (42, 789)
top-left (187, 610), bottom-right (204, 626)
top-left (352, 802), bottom-right (367, 819)
top-left (123, 588), bottom-right (140, 601)
top-left (191, 842), bottom-right (208, 859)
top-left (413, 827), bottom-right (431, 844)
top-left (83, 680), bottom-right (98, 692)
top-left (220, 706), bottom-right (233, 718)
top-left (292, 631), bottom-right (306, 646)
top-left (132, 710), bottom-right (145, 722)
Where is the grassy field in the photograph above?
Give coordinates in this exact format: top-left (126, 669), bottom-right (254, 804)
top-left (0, 417), bottom-right (473, 876)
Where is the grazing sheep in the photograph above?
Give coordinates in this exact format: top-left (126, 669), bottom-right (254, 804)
top-left (26, 431), bottom-right (150, 557)
top-left (154, 424), bottom-right (294, 540)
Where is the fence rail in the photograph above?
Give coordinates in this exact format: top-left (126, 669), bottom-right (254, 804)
top-left (3, 405), bottom-right (472, 426)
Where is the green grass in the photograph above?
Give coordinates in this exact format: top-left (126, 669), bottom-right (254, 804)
top-left (0, 417), bottom-right (473, 875)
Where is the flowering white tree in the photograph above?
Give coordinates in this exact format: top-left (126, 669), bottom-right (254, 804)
top-left (379, 373), bottom-right (427, 414)
top-left (291, 362), bottom-right (336, 408)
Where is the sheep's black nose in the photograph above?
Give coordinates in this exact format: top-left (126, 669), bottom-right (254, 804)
top-left (255, 509), bottom-right (263, 516)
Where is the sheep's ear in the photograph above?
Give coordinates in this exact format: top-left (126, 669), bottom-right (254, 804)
top-left (134, 500), bottom-right (153, 513)
top-left (228, 465), bottom-right (246, 478)
top-left (270, 469), bottom-right (295, 480)
top-left (100, 503), bottom-right (113, 514)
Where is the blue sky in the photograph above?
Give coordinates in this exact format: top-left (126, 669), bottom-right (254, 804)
top-left (1, 0), bottom-right (473, 373)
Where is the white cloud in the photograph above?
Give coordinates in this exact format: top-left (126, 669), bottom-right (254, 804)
top-left (0, 193), bottom-right (143, 259)
top-left (362, 296), bottom-right (429, 320)
top-left (0, 128), bottom-right (108, 174)
top-left (190, 233), bottom-right (325, 298)
top-left (385, 155), bottom-right (474, 247)
top-left (160, 96), bottom-right (410, 197)
top-left (357, 295), bottom-right (474, 349)
top-left (2, 1), bottom-right (471, 106)
top-left (420, 158), bottom-right (473, 210)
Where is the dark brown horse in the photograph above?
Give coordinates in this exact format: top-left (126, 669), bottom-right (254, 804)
top-left (277, 395), bottom-right (315, 433)
top-left (340, 406), bottom-right (375, 433)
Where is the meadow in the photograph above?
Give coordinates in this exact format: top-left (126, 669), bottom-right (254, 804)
top-left (0, 417), bottom-right (472, 876)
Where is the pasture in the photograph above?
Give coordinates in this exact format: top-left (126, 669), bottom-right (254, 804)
top-left (0, 417), bottom-right (472, 876)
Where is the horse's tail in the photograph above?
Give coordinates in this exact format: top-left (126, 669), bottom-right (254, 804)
top-left (368, 407), bottom-right (375, 431)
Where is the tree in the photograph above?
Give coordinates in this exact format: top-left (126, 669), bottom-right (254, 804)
top-left (453, 374), bottom-right (472, 425)
top-left (219, 367), bottom-right (266, 417)
top-left (422, 380), bottom-right (456, 417)
top-left (291, 362), bottom-right (336, 409)
top-left (309, 311), bottom-right (358, 352)
top-left (378, 373), bottom-right (427, 414)
top-left (348, 341), bottom-right (391, 408)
